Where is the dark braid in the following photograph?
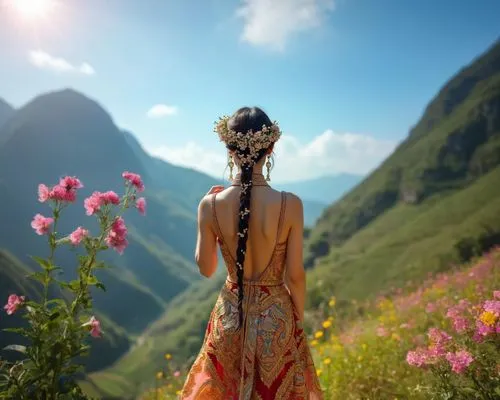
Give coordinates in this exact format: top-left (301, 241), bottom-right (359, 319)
top-left (226, 107), bottom-right (274, 329)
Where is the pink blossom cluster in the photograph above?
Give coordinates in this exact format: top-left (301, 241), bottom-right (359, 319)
top-left (406, 328), bottom-right (474, 374)
top-left (122, 171), bottom-right (145, 192)
top-left (105, 217), bottom-right (128, 254)
top-left (473, 292), bottom-right (500, 342)
top-left (38, 176), bottom-right (83, 203)
top-left (446, 299), bottom-right (472, 333)
top-left (3, 294), bottom-right (25, 315)
top-left (84, 190), bottom-right (121, 216)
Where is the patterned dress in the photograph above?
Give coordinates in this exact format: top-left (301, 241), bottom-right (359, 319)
top-left (180, 192), bottom-right (324, 400)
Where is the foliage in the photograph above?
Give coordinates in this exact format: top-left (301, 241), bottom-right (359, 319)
top-left (0, 172), bottom-right (146, 399)
top-left (309, 249), bottom-right (500, 399)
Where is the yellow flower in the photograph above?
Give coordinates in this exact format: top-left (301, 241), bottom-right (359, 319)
top-left (328, 297), bottom-right (336, 307)
top-left (164, 353), bottom-right (172, 360)
top-left (361, 343), bottom-right (367, 351)
top-left (314, 330), bottom-right (324, 339)
top-left (310, 339), bottom-right (319, 347)
top-left (323, 357), bottom-right (332, 365)
top-left (176, 390), bottom-right (182, 395)
top-left (391, 333), bottom-right (401, 342)
top-left (479, 311), bottom-right (497, 327)
top-left (316, 368), bottom-right (322, 376)
top-left (322, 320), bottom-right (332, 329)
top-left (156, 371), bottom-right (163, 380)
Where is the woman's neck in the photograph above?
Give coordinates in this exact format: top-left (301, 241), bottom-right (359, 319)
top-left (231, 172), bottom-right (269, 186)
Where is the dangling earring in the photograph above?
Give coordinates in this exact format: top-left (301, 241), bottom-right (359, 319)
top-left (228, 155), bottom-right (235, 181)
top-left (265, 156), bottom-right (272, 181)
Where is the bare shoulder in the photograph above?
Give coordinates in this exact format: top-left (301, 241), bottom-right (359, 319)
top-left (282, 191), bottom-right (303, 218)
top-left (198, 194), bottom-right (214, 219)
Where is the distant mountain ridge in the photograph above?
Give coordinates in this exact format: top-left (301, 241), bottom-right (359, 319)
top-left (0, 98), bottom-right (14, 130)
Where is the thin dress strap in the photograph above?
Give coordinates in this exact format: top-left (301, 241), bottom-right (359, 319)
top-left (275, 191), bottom-right (287, 245)
top-left (211, 193), bottom-right (225, 244)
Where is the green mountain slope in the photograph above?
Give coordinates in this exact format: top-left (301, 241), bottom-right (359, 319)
top-left (306, 38), bottom-right (500, 267)
top-left (0, 89), bottom-right (216, 371)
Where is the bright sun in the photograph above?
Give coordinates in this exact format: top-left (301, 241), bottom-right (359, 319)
top-left (8, 0), bottom-right (55, 20)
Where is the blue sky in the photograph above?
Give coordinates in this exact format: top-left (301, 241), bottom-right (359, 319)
top-left (0, 0), bottom-right (499, 182)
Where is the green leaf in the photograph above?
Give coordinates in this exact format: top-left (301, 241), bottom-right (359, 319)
top-left (95, 282), bottom-right (106, 292)
top-left (3, 327), bottom-right (28, 335)
top-left (3, 345), bottom-right (26, 354)
top-left (27, 271), bottom-right (48, 285)
top-left (30, 255), bottom-right (51, 270)
top-left (86, 275), bottom-right (98, 285)
top-left (49, 311), bottom-right (60, 321)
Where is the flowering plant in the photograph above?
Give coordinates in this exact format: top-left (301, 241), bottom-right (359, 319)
top-left (0, 172), bottom-right (146, 399)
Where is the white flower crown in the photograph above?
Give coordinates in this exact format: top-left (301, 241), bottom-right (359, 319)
top-left (214, 115), bottom-right (282, 165)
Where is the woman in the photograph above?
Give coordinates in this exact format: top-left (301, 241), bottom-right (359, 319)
top-left (181, 107), bottom-right (323, 399)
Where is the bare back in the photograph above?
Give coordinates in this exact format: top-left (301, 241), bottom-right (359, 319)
top-left (212, 186), bottom-right (288, 280)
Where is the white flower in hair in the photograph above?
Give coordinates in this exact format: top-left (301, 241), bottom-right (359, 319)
top-left (214, 115), bottom-right (282, 166)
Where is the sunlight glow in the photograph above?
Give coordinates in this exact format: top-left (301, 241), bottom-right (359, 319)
top-left (7, 0), bottom-right (56, 20)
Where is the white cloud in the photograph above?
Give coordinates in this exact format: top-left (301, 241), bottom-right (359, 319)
top-left (236, 0), bottom-right (335, 51)
top-left (146, 104), bottom-right (179, 118)
top-left (28, 50), bottom-right (95, 75)
top-left (146, 130), bottom-right (398, 182)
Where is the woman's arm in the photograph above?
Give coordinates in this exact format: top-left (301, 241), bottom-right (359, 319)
top-left (284, 194), bottom-right (307, 322)
top-left (195, 195), bottom-right (218, 277)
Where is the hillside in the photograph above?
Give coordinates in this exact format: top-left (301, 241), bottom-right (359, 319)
top-left (84, 38), bottom-right (500, 399)
top-left (306, 38), bottom-right (500, 266)
top-left (0, 98), bottom-right (14, 130)
top-left (0, 89), bottom-right (217, 371)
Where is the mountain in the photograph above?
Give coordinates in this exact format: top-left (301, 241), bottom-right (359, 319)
top-left (276, 174), bottom-right (362, 226)
top-left (303, 38), bottom-right (500, 302)
top-left (0, 98), bottom-right (14, 130)
top-left (276, 174), bottom-right (362, 204)
top-left (85, 38), bottom-right (500, 399)
top-left (0, 89), bottom-right (216, 371)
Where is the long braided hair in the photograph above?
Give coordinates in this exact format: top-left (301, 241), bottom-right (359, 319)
top-left (225, 107), bottom-right (275, 328)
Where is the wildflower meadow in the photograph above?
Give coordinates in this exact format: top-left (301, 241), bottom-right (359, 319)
top-left (0, 172), bottom-right (146, 399)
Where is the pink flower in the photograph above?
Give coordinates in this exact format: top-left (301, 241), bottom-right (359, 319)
top-left (136, 197), bottom-right (146, 215)
top-left (84, 192), bottom-right (104, 215)
top-left (31, 214), bottom-right (54, 235)
top-left (428, 328), bottom-right (452, 346)
top-left (38, 184), bottom-right (50, 203)
top-left (425, 302), bottom-right (437, 313)
top-left (494, 291), bottom-right (500, 300)
top-left (4, 294), bottom-right (25, 315)
top-left (69, 227), bottom-right (89, 246)
top-left (173, 370), bottom-right (181, 378)
top-left (84, 191), bottom-right (121, 216)
top-left (105, 217), bottom-right (128, 254)
top-left (122, 171), bottom-right (144, 192)
top-left (376, 326), bottom-right (388, 337)
top-left (48, 176), bottom-right (83, 203)
top-left (101, 191), bottom-right (120, 205)
top-left (406, 349), bottom-right (429, 367)
top-left (483, 300), bottom-right (500, 316)
top-left (86, 316), bottom-right (102, 338)
top-left (445, 350), bottom-right (474, 374)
